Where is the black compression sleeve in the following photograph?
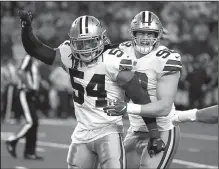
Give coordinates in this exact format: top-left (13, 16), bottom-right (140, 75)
top-left (21, 27), bottom-right (56, 65)
top-left (117, 71), bottom-right (160, 138)
top-left (117, 71), bottom-right (151, 104)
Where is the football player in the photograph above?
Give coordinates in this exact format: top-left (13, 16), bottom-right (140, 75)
top-left (19, 10), bottom-right (153, 169)
top-left (104, 11), bottom-right (182, 169)
top-left (173, 105), bottom-right (218, 125)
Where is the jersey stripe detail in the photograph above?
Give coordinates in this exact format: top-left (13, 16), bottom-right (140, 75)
top-left (159, 127), bottom-right (178, 169)
top-left (163, 127), bottom-right (178, 168)
top-left (119, 134), bottom-right (126, 169)
top-left (120, 59), bottom-right (132, 65)
top-left (119, 65), bottom-right (133, 71)
top-left (157, 129), bottom-right (172, 168)
top-left (163, 66), bottom-right (182, 72)
top-left (166, 60), bottom-right (182, 66)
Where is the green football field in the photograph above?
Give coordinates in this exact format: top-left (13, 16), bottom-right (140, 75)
top-left (1, 118), bottom-right (218, 169)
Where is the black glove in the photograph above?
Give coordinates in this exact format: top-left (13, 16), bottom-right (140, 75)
top-left (147, 137), bottom-right (166, 157)
top-left (18, 10), bottom-right (33, 29)
top-left (103, 100), bottom-right (127, 116)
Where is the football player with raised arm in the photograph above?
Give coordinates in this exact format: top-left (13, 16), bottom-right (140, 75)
top-left (18, 10), bottom-right (160, 169)
top-left (104, 11), bottom-right (182, 169)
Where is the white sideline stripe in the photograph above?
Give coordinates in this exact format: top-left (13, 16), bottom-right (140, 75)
top-left (38, 132), bottom-right (47, 138)
top-left (1, 132), bottom-right (46, 140)
top-left (1, 133), bottom-right (217, 169)
top-left (181, 133), bottom-right (218, 141)
top-left (172, 159), bottom-right (218, 168)
top-left (40, 119), bottom-right (75, 126)
top-left (40, 119), bottom-right (218, 141)
top-left (187, 148), bottom-right (200, 152)
top-left (0, 137), bottom-right (68, 149)
top-left (36, 147), bottom-right (45, 152)
top-left (0, 132), bottom-right (68, 149)
top-left (37, 140), bottom-right (69, 149)
top-left (15, 166), bottom-right (28, 169)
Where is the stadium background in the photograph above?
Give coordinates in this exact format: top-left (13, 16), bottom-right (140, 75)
top-left (1, 1), bottom-right (218, 169)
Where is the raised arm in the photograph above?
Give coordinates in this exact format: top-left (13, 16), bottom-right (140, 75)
top-left (19, 10), bottom-right (61, 66)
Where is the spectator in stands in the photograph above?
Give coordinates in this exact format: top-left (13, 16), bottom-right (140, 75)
top-left (186, 56), bottom-right (211, 109)
top-left (49, 67), bottom-right (72, 118)
top-left (1, 1), bottom-right (218, 111)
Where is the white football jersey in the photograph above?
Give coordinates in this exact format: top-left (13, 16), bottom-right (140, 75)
top-left (58, 40), bottom-right (130, 142)
top-left (119, 41), bottom-right (182, 131)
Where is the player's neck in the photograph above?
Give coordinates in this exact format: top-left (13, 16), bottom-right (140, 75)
top-left (134, 50), bottom-right (146, 59)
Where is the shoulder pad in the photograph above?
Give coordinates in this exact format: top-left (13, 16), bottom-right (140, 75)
top-left (103, 43), bottom-right (120, 53)
top-left (155, 46), bottom-right (181, 61)
top-left (58, 40), bottom-right (72, 68)
top-left (154, 46), bottom-right (182, 75)
top-left (104, 47), bottom-right (133, 81)
top-left (104, 47), bottom-right (130, 60)
top-left (163, 54), bottom-right (182, 73)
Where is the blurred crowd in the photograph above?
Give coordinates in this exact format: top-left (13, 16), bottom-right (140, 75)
top-left (1, 2), bottom-right (218, 120)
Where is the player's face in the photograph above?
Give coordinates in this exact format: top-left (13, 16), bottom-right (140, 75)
top-left (71, 38), bottom-right (101, 58)
top-left (135, 31), bottom-right (156, 47)
top-left (72, 38), bottom-right (100, 51)
top-left (133, 31), bottom-right (157, 55)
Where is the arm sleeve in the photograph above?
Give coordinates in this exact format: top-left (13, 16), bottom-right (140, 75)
top-left (117, 71), bottom-right (160, 138)
top-left (21, 27), bottom-right (56, 65)
top-left (116, 70), bottom-right (151, 104)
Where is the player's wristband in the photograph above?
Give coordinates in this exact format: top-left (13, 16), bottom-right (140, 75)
top-left (127, 103), bottom-right (141, 115)
top-left (178, 108), bottom-right (198, 122)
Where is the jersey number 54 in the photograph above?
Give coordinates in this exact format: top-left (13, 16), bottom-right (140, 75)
top-left (69, 69), bottom-right (107, 107)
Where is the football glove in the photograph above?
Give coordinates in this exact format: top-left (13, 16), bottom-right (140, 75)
top-left (103, 100), bottom-right (127, 116)
top-left (18, 10), bottom-right (33, 28)
top-left (147, 137), bottom-right (166, 157)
